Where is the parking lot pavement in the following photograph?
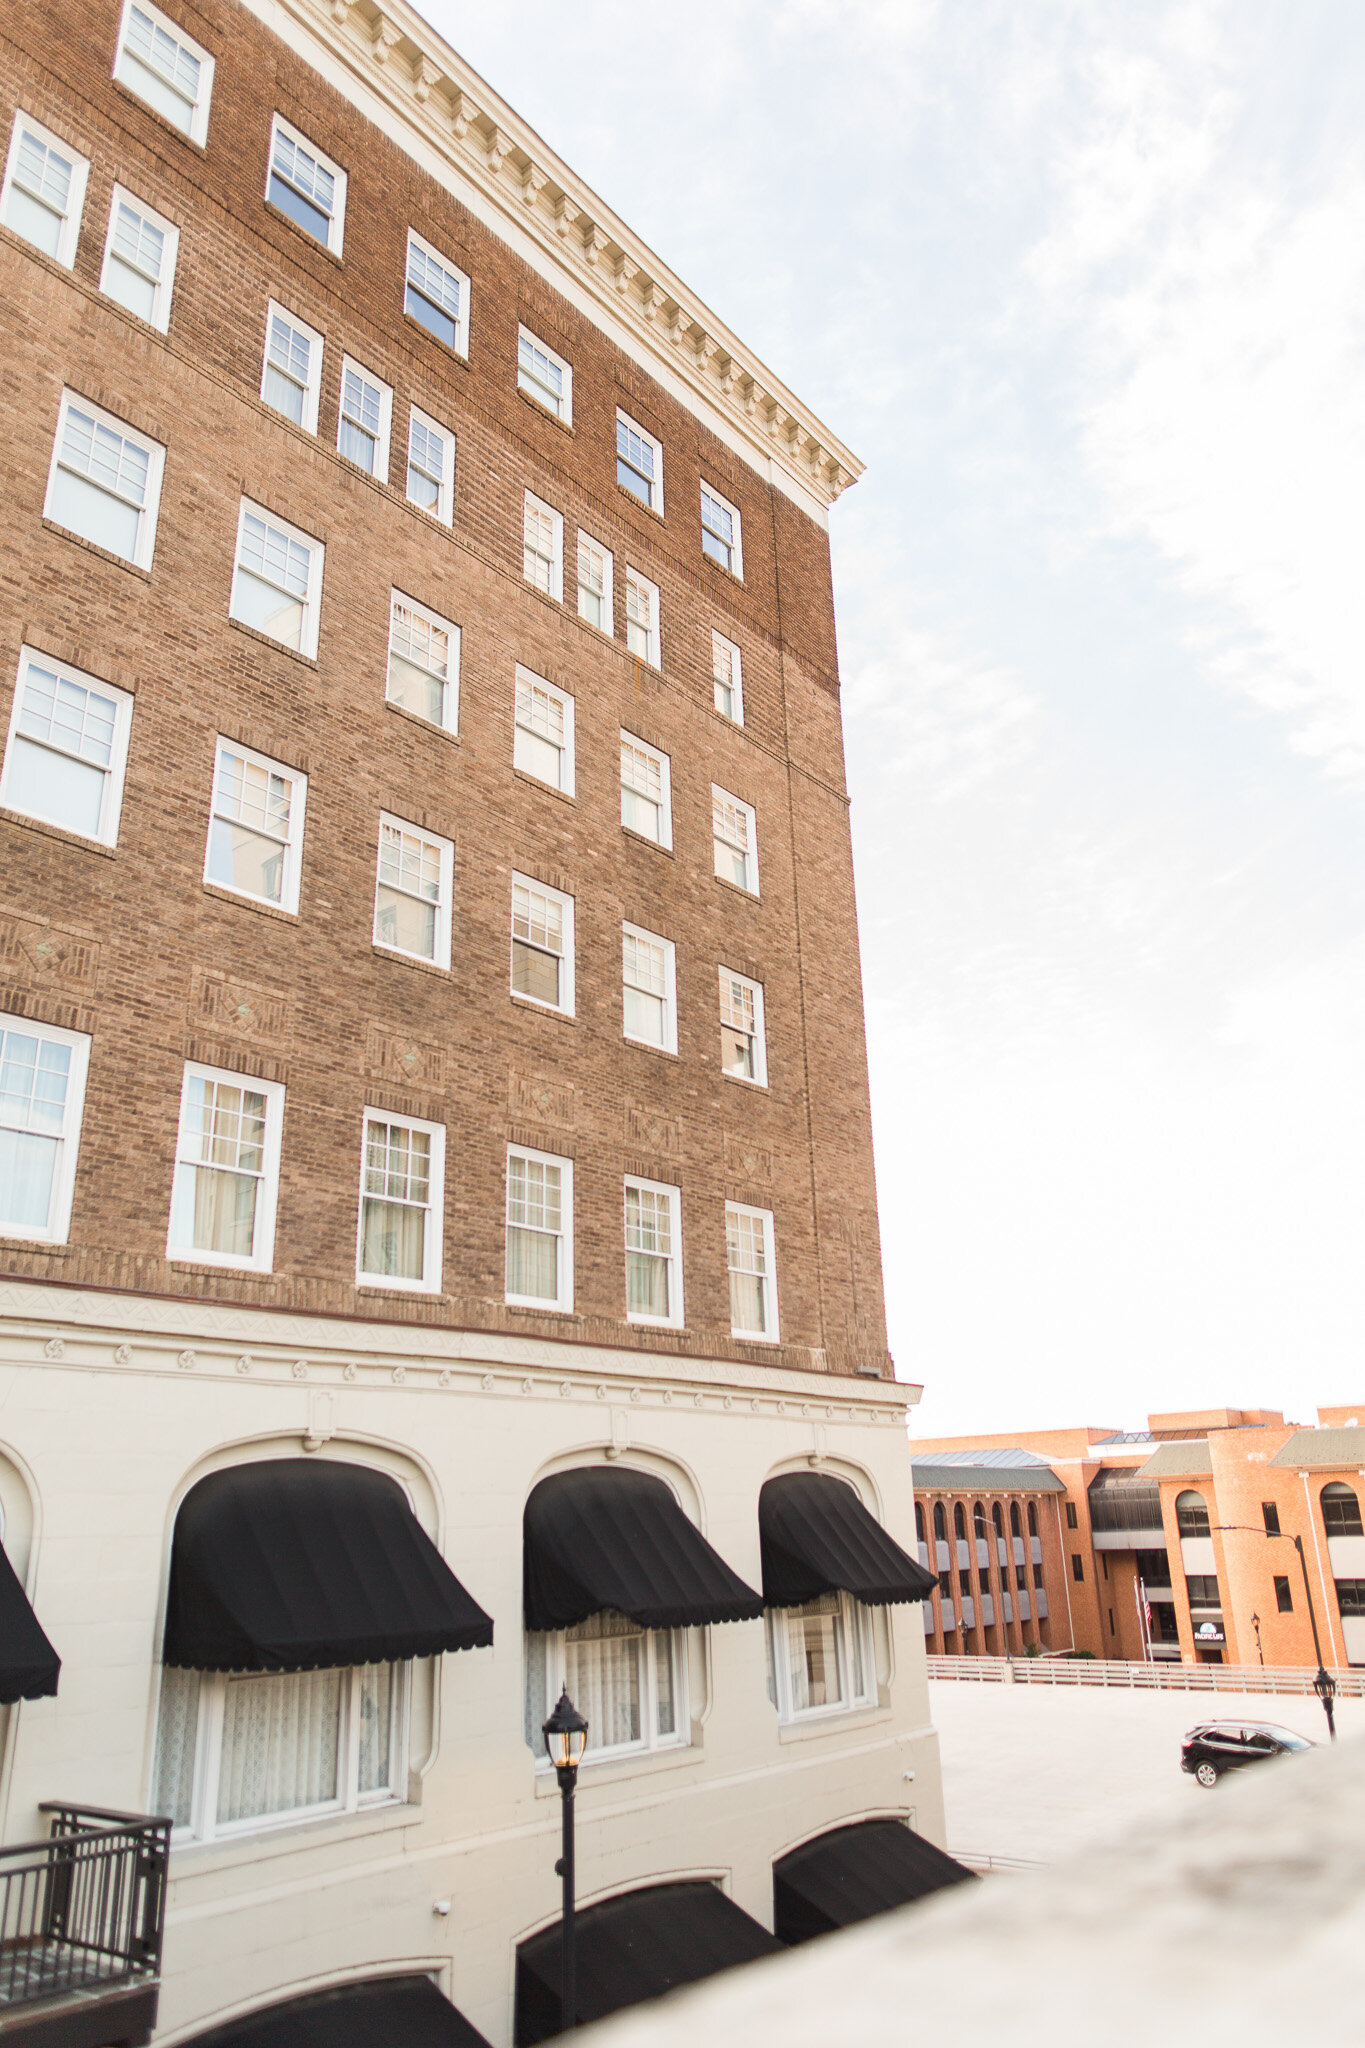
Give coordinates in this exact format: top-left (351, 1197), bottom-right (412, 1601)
top-left (929, 1677), bottom-right (1363, 1865)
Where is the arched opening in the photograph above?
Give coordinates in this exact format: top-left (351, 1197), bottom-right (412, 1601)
top-left (914, 1503), bottom-right (926, 1544)
top-left (1176, 1490), bottom-right (1210, 1537)
top-left (933, 1502), bottom-right (947, 1544)
top-left (991, 1503), bottom-right (1004, 1539)
top-left (973, 1501), bottom-right (987, 1539)
top-left (953, 1502), bottom-right (966, 1541)
top-left (1009, 1502), bottom-right (1022, 1540)
top-left (1322, 1482), bottom-right (1363, 1537)
top-left (1027, 1501), bottom-right (1038, 1537)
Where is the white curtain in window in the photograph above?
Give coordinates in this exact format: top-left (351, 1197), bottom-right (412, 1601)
top-left (787, 1595), bottom-right (844, 1712)
top-left (0, 1131), bottom-right (59, 1229)
top-left (357, 1663), bottom-right (393, 1794)
top-left (152, 1666), bottom-right (201, 1828)
top-left (217, 1667), bottom-right (340, 1824)
top-left (565, 1613), bottom-right (642, 1752)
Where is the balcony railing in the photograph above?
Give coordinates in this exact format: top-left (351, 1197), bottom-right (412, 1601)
top-left (0, 1805), bottom-right (169, 2045)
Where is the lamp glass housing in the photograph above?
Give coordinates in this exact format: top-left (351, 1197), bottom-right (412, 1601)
top-left (543, 1688), bottom-right (589, 1771)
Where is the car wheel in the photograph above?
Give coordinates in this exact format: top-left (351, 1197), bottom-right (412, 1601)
top-left (1194, 1761), bottom-right (1219, 1788)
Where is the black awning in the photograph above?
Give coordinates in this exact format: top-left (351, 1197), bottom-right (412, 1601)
top-left (181, 1974), bottom-right (491, 2048)
top-left (163, 1459), bottom-right (494, 1673)
top-left (0, 1543), bottom-right (59, 1704)
top-left (523, 1467), bottom-right (763, 1632)
top-left (759, 1473), bottom-right (936, 1608)
top-left (515, 1880), bottom-right (782, 2045)
top-left (773, 1819), bottom-right (976, 1944)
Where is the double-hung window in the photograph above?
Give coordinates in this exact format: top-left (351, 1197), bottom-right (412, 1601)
top-left (712, 786), bottom-right (758, 893)
top-left (114, 0), bottom-right (213, 143)
top-left (406, 407), bottom-right (454, 524)
top-left (576, 532), bottom-right (612, 633)
top-left (387, 592), bottom-right (459, 732)
top-left (203, 740), bottom-right (306, 913)
top-left (624, 1177), bottom-right (682, 1327)
top-left (357, 1110), bottom-right (444, 1291)
top-left (616, 410), bottom-right (662, 513)
top-left (45, 393), bottom-right (164, 570)
top-left (622, 925), bottom-right (676, 1053)
top-left (517, 327), bottom-right (571, 422)
top-left (619, 734), bottom-right (671, 847)
top-left (768, 1595), bottom-right (873, 1722)
top-left (267, 116), bottom-right (345, 254)
top-left (405, 231), bottom-right (469, 354)
top-left (373, 815), bottom-right (454, 969)
top-left (511, 876), bottom-right (574, 1014)
top-left (514, 670), bottom-right (573, 794)
top-left (624, 569), bottom-right (660, 668)
top-left (700, 482), bottom-right (742, 577)
top-left (260, 303), bottom-right (322, 431)
top-left (229, 499), bottom-right (323, 656)
top-left (530, 1613), bottom-right (685, 1765)
top-left (726, 1202), bottom-right (778, 1340)
top-left (505, 1145), bottom-right (572, 1311)
top-left (2, 114), bottom-right (88, 265)
top-left (712, 631), bottom-right (743, 724)
top-left (337, 357), bottom-right (391, 480)
top-left (99, 187), bottom-right (178, 331)
top-left (153, 1659), bottom-right (407, 1844)
top-left (0, 1017), bottom-right (90, 1244)
top-left (523, 493), bottom-right (563, 600)
top-left (167, 1063), bottom-right (284, 1271)
top-left (718, 968), bottom-right (766, 1085)
top-left (1, 648), bottom-right (133, 846)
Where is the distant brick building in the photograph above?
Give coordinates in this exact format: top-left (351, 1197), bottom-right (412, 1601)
top-left (913, 1407), bottom-right (1365, 1670)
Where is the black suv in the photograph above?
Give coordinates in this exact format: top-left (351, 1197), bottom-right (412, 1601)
top-left (1181, 1720), bottom-right (1313, 1787)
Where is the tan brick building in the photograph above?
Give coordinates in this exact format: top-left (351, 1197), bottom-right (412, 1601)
top-left (0, 1), bottom-right (946, 2042)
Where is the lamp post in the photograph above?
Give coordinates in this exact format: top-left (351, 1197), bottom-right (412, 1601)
top-left (1215, 1525), bottom-right (1336, 1741)
top-left (542, 1689), bottom-right (589, 2034)
top-left (1250, 1611), bottom-right (1263, 1666)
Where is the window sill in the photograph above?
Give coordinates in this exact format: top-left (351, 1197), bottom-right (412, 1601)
top-left (702, 553), bottom-right (746, 592)
top-left (201, 881), bottom-right (299, 924)
top-left (110, 76), bottom-right (210, 155)
top-left (227, 616), bottom-right (319, 668)
top-left (713, 874), bottom-right (761, 905)
top-left (385, 700), bottom-right (461, 746)
top-left (510, 993), bottom-right (576, 1024)
top-left (402, 310), bottom-right (471, 368)
top-left (0, 806), bottom-right (119, 859)
top-left (721, 1070), bottom-right (769, 1092)
top-left (616, 483), bottom-right (665, 524)
top-left (40, 518), bottom-right (152, 582)
top-left (623, 1037), bottom-right (680, 1062)
top-left (517, 387), bottom-right (574, 434)
top-left (167, 1256), bottom-right (273, 1277)
top-left (0, 220), bottom-right (76, 281)
top-left (263, 198), bottom-right (344, 267)
top-left (777, 1702), bottom-right (892, 1745)
top-left (356, 1282), bottom-right (447, 1302)
top-left (93, 289), bottom-right (172, 345)
top-left (166, 1797), bottom-right (418, 1874)
top-left (621, 825), bottom-right (674, 858)
top-left (505, 1301), bottom-right (580, 1320)
top-left (626, 1316), bottom-right (688, 1334)
top-left (533, 1743), bottom-right (698, 1797)
top-left (512, 767), bottom-right (576, 806)
top-left (371, 944), bottom-right (452, 980)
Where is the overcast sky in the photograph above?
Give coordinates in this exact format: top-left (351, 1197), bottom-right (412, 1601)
top-left (430, 0), bottom-right (1365, 1438)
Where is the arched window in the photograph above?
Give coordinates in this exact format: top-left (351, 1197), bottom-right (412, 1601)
top-left (1322, 1483), bottom-right (1363, 1537)
top-left (991, 1503), bottom-right (1004, 1538)
top-left (1176, 1490), bottom-right (1210, 1537)
top-left (1027, 1501), bottom-right (1038, 1537)
top-left (1009, 1502), bottom-right (1022, 1539)
top-left (973, 1501), bottom-right (987, 1539)
top-left (915, 1503), bottom-right (926, 1544)
top-left (933, 1502), bottom-right (947, 1543)
top-left (953, 1502), bottom-right (966, 1540)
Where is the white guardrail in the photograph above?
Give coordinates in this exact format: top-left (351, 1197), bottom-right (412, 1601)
top-left (925, 1654), bottom-right (1365, 1697)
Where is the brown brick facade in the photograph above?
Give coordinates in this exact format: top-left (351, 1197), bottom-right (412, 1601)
top-left (0, 0), bottom-right (890, 1375)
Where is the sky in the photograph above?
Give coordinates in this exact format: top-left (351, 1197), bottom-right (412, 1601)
top-left (428, 0), bottom-right (1365, 1437)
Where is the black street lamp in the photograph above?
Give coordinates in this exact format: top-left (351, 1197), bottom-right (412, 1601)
top-left (542, 1689), bottom-right (589, 2034)
top-left (1214, 1525), bottom-right (1337, 1741)
top-left (1250, 1610), bottom-right (1263, 1666)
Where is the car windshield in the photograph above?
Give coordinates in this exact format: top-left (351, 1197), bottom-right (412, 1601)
top-left (1254, 1725), bottom-right (1313, 1750)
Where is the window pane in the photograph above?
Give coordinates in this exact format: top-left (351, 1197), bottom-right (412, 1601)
top-left (513, 726), bottom-right (562, 787)
top-left (206, 818), bottom-right (285, 902)
top-left (788, 1596), bottom-right (844, 1712)
top-left (357, 1663), bottom-right (394, 1794)
top-left (507, 1223), bottom-right (558, 1299)
top-left (217, 1668), bottom-right (341, 1824)
top-left (565, 1613), bottom-right (642, 1752)
top-left (387, 653), bottom-right (444, 724)
top-left (48, 467), bottom-right (139, 560)
top-left (375, 885), bottom-right (436, 959)
top-left (0, 1129), bottom-right (59, 1229)
top-left (232, 569), bottom-right (303, 649)
top-left (8, 735), bottom-right (106, 837)
top-left (624, 986), bottom-right (665, 1046)
top-left (152, 1666), bottom-right (201, 1829)
top-left (720, 1027), bottom-right (754, 1079)
top-left (121, 4), bottom-right (200, 129)
top-left (105, 255), bottom-right (157, 324)
top-left (729, 1269), bottom-right (765, 1332)
top-left (405, 283), bottom-right (456, 349)
top-left (654, 1633), bottom-right (676, 1737)
top-left (173, 1164), bottom-right (257, 1257)
top-left (627, 1249), bottom-right (668, 1318)
top-left (512, 940), bottom-right (560, 1005)
top-left (361, 1197), bottom-right (425, 1279)
top-left (5, 181), bottom-right (64, 254)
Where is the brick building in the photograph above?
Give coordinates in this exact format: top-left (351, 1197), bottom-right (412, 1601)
top-left (909, 1453), bottom-right (1069, 1658)
top-left (913, 1407), bottom-right (1365, 1670)
top-left (0, 0), bottom-right (947, 2042)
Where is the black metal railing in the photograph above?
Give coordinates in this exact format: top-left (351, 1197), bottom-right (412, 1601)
top-left (0, 1805), bottom-right (169, 2014)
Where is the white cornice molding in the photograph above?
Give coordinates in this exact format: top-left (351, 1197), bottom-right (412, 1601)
top-left (241, 0), bottom-right (864, 514)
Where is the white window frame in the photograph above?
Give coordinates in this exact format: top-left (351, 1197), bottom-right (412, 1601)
top-left (616, 409), bottom-right (663, 515)
top-left (336, 354), bottom-right (392, 482)
top-left (404, 230), bottom-right (469, 357)
top-left (373, 813), bottom-right (454, 971)
top-left (711, 785), bottom-right (759, 895)
top-left (718, 966), bottom-right (767, 1088)
top-left (166, 1062), bottom-right (285, 1273)
top-left (355, 1108), bottom-right (445, 1294)
top-left (228, 497), bottom-right (324, 658)
top-left (624, 568), bottom-right (660, 669)
top-left (712, 630), bottom-right (744, 725)
top-left (534, 1617), bottom-right (687, 1767)
top-left (623, 1174), bottom-right (683, 1329)
top-left (98, 185), bottom-right (179, 332)
top-left (510, 873), bottom-right (575, 1017)
top-left (513, 668), bottom-right (574, 795)
top-left (260, 301), bottom-right (323, 434)
top-left (202, 738), bottom-right (307, 915)
top-left (726, 1200), bottom-right (778, 1342)
top-left (619, 731), bottom-right (672, 849)
top-left (504, 1144), bottom-right (573, 1313)
top-left (386, 591), bottom-right (459, 734)
top-left (1, 112), bottom-right (88, 269)
top-left (622, 923), bottom-right (677, 1055)
top-left (1, 646), bottom-right (134, 848)
top-left (517, 325), bottom-right (572, 423)
top-left (44, 390), bottom-right (165, 571)
top-left (113, 0), bottom-right (214, 144)
top-left (700, 481), bottom-right (743, 579)
top-left (0, 1014), bottom-right (91, 1245)
top-left (267, 114), bottom-right (346, 254)
top-left (523, 491), bottom-right (563, 602)
top-left (576, 530), bottom-right (613, 635)
top-left (768, 1594), bottom-right (874, 1724)
top-left (153, 1661), bottom-right (409, 1846)
top-left (405, 405), bottom-right (454, 525)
